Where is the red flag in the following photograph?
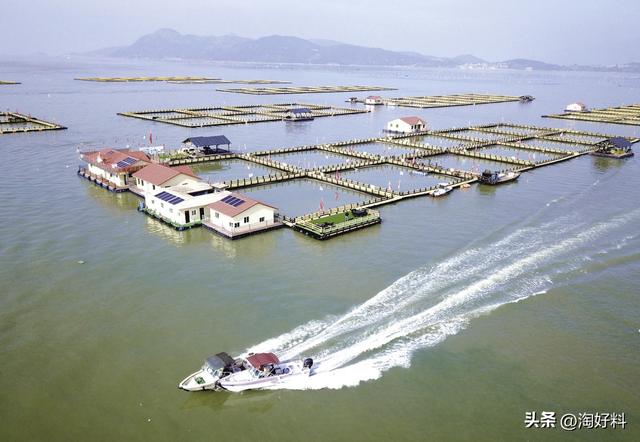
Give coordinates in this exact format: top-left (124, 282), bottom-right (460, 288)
top-left (335, 191), bottom-right (339, 200)
top-left (319, 198), bottom-right (325, 210)
top-left (149, 131), bottom-right (153, 145)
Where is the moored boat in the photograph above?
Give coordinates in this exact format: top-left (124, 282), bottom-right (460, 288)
top-left (431, 182), bottom-right (453, 197)
top-left (478, 170), bottom-right (520, 185)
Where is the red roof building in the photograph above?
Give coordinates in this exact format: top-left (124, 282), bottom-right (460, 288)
top-left (80, 148), bottom-right (151, 189)
top-left (133, 163), bottom-right (198, 186)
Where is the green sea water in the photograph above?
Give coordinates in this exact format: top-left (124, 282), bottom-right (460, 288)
top-left (1, 56), bottom-right (638, 441)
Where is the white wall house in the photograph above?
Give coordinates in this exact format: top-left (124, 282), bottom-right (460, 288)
top-left (80, 148), bottom-right (150, 188)
top-left (205, 193), bottom-right (280, 238)
top-left (365, 96), bottom-right (383, 105)
top-left (386, 117), bottom-right (427, 134)
top-left (565, 102), bottom-right (588, 112)
top-left (144, 189), bottom-right (229, 228)
top-left (133, 163), bottom-right (211, 196)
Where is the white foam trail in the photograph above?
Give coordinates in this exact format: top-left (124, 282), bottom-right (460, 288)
top-left (251, 209), bottom-right (640, 390)
top-left (249, 221), bottom-right (568, 358)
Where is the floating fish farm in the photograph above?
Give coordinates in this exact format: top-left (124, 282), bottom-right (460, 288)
top-left (358, 93), bottom-right (524, 108)
top-left (543, 103), bottom-right (640, 126)
top-left (159, 123), bottom-right (636, 238)
top-left (0, 112), bottom-right (66, 134)
top-left (74, 76), bottom-right (290, 84)
top-left (217, 85), bottom-right (397, 95)
top-left (0, 80), bottom-right (20, 85)
top-left (118, 103), bottom-right (368, 127)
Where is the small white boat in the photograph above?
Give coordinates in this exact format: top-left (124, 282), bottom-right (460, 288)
top-left (431, 182), bottom-right (453, 197)
top-left (179, 352), bottom-right (313, 392)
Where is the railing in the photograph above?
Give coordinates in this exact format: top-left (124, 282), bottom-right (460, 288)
top-left (296, 210), bottom-right (381, 236)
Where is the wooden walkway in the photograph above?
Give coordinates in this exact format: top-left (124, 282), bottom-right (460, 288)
top-left (355, 93), bottom-right (523, 108)
top-left (118, 103), bottom-right (368, 128)
top-left (217, 85), bottom-right (396, 95)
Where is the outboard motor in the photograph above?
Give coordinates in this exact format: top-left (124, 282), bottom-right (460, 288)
top-left (303, 358), bottom-right (314, 369)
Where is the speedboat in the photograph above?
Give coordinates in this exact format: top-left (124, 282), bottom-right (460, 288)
top-left (431, 182), bottom-right (453, 197)
top-left (179, 352), bottom-right (313, 392)
top-left (478, 170), bottom-right (520, 185)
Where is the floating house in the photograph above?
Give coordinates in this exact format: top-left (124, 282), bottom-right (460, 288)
top-left (365, 96), bottom-right (384, 105)
top-left (132, 163), bottom-right (212, 196)
top-left (204, 192), bottom-right (281, 239)
top-left (565, 102), bottom-right (588, 112)
top-left (283, 107), bottom-right (314, 121)
top-left (591, 137), bottom-right (635, 158)
top-left (181, 135), bottom-right (231, 155)
top-left (79, 148), bottom-right (150, 189)
top-left (143, 189), bottom-right (228, 229)
top-left (385, 116), bottom-right (427, 134)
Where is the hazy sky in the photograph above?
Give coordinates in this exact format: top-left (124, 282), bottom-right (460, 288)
top-left (1, 0), bottom-right (638, 64)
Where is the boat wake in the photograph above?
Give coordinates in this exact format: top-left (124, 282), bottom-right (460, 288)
top-left (245, 208), bottom-right (640, 390)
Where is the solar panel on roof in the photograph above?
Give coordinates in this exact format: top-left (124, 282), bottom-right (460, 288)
top-left (156, 191), bottom-right (177, 202)
top-left (221, 195), bottom-right (234, 203)
top-left (116, 156), bottom-right (137, 168)
top-left (231, 199), bottom-right (245, 207)
top-left (168, 196), bottom-right (184, 205)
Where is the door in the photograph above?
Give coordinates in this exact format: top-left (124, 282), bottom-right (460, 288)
top-left (185, 210), bottom-right (190, 223)
top-left (199, 208), bottom-right (205, 220)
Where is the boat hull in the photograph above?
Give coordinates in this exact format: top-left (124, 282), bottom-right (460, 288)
top-left (590, 151), bottom-right (634, 159)
top-left (218, 371), bottom-right (310, 392)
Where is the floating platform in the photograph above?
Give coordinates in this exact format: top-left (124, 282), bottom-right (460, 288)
top-left (82, 123), bottom-right (638, 240)
top-left (118, 103), bottom-right (368, 128)
top-left (0, 80), bottom-right (20, 85)
top-left (543, 103), bottom-right (640, 126)
top-left (0, 112), bottom-right (66, 135)
top-left (202, 218), bottom-right (284, 239)
top-left (217, 85), bottom-right (396, 95)
top-left (291, 208), bottom-right (381, 240)
top-left (75, 76), bottom-right (289, 84)
top-left (356, 93), bottom-right (523, 108)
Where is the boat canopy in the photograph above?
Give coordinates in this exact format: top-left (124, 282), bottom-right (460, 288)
top-left (205, 352), bottom-right (234, 370)
top-left (247, 352), bottom-right (280, 368)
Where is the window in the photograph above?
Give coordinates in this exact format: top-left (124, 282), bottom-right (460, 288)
top-left (243, 216), bottom-right (249, 223)
top-left (215, 212), bottom-right (219, 218)
top-left (160, 203), bottom-right (164, 208)
top-left (192, 210), bottom-right (197, 216)
top-left (229, 222), bottom-right (234, 227)
top-left (152, 184), bottom-right (156, 190)
top-left (169, 208), bottom-right (173, 213)
top-left (259, 216), bottom-right (265, 222)
top-left (234, 222), bottom-right (240, 228)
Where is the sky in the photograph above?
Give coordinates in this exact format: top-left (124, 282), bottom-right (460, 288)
top-left (1, 0), bottom-right (638, 65)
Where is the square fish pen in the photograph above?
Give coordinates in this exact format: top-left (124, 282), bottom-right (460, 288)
top-left (378, 93), bottom-right (523, 108)
top-left (543, 103), bottom-right (640, 126)
top-left (0, 112), bottom-right (66, 134)
top-left (217, 85), bottom-right (396, 95)
top-left (118, 103), bottom-right (368, 128)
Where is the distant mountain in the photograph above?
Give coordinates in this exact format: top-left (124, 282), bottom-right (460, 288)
top-left (495, 58), bottom-right (562, 70)
top-left (92, 29), bottom-right (640, 72)
top-left (110, 29), bottom-right (251, 59)
top-left (95, 29), bottom-right (469, 67)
